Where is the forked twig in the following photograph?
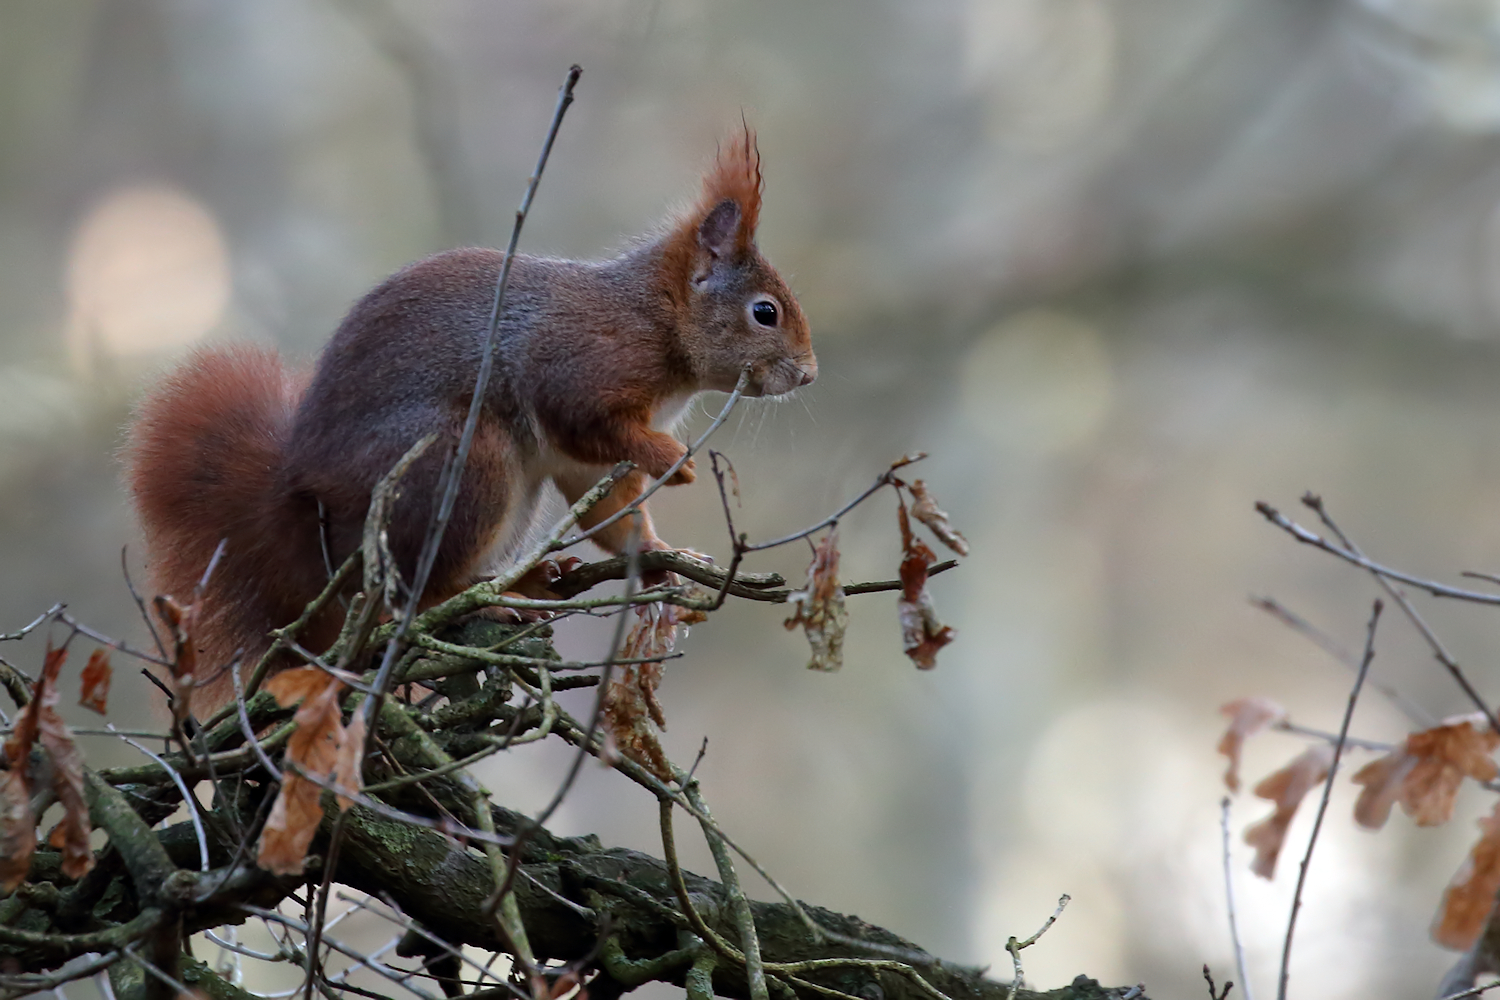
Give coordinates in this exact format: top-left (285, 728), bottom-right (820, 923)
top-left (1300, 494), bottom-right (1494, 733)
top-left (1004, 894), bottom-right (1070, 1000)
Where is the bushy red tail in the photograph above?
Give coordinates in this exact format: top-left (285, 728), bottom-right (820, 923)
top-left (125, 346), bottom-right (323, 705)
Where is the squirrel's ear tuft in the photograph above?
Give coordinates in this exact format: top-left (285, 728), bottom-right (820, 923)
top-left (696, 124), bottom-right (762, 252)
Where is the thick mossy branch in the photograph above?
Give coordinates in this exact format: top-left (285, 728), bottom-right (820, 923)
top-left (3, 594), bottom-right (1133, 1000)
top-left (327, 804), bottom-right (1124, 1000)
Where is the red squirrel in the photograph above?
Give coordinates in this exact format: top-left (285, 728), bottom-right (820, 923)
top-left (125, 129), bottom-right (815, 705)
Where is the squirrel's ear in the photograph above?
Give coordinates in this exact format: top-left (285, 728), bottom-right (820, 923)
top-left (695, 125), bottom-right (762, 254)
top-left (697, 199), bottom-right (741, 258)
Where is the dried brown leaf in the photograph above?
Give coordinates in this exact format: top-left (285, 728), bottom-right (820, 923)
top-left (1353, 714), bottom-right (1499, 829)
top-left (895, 503), bottom-right (955, 670)
top-left (154, 592), bottom-right (202, 724)
top-left (908, 480), bottom-right (969, 556)
top-left (154, 594), bottom-right (199, 682)
top-left (1432, 799), bottom-right (1500, 950)
top-left (1217, 696), bottom-right (1287, 793)
top-left (784, 529), bottom-right (848, 672)
top-left (258, 668), bottom-right (346, 874)
top-left (36, 648), bottom-right (93, 881)
top-left (0, 762), bottom-right (34, 895)
top-left (602, 668), bottom-right (672, 781)
top-left (1244, 744), bottom-right (1334, 879)
top-left (265, 666), bottom-right (333, 707)
top-left (1, 644), bottom-right (96, 891)
top-left (333, 713), bottom-right (365, 813)
top-left (79, 649), bottom-right (110, 715)
top-left (602, 603), bottom-right (697, 780)
top-left (1351, 751), bottom-right (1417, 830)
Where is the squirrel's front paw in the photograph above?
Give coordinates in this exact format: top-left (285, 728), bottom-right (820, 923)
top-left (665, 455), bottom-right (696, 485)
top-left (512, 557), bottom-right (581, 599)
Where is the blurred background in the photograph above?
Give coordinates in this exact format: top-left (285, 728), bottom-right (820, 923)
top-left (12, 0), bottom-right (1500, 996)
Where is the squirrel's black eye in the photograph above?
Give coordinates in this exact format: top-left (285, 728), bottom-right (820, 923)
top-left (751, 300), bottom-right (779, 327)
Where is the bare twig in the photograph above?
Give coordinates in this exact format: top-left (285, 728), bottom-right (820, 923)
top-left (1256, 502), bottom-right (1500, 606)
top-left (483, 513), bottom-right (646, 980)
top-left (231, 659), bottom-right (282, 781)
top-left (1203, 965), bottom-right (1233, 1000)
top-left (745, 454), bottom-right (926, 553)
top-left (1440, 982), bottom-right (1500, 1000)
top-left (409, 65), bottom-right (581, 607)
top-left (1271, 719), bottom-right (1393, 753)
top-left (1250, 595), bottom-right (1431, 727)
top-left (121, 547), bottom-right (168, 661)
top-left (1219, 798), bottom-right (1253, 1000)
top-left (1298, 494), bottom-right (1497, 734)
top-left (704, 453), bottom-right (928, 611)
top-left (237, 905), bottom-right (441, 1000)
top-left (0, 952), bottom-right (121, 998)
top-left (0, 602), bottom-right (63, 642)
top-left (1277, 599), bottom-right (1381, 1000)
top-left (556, 705), bottom-right (948, 967)
top-left (106, 725), bottom-right (210, 872)
top-left (334, 892), bottom-right (520, 997)
top-left (1004, 895), bottom-right (1070, 1000)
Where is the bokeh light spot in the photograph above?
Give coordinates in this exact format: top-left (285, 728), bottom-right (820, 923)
top-left (65, 184), bottom-right (229, 366)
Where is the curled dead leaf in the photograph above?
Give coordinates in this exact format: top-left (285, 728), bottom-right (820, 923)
top-left (1, 644), bottom-right (95, 891)
top-left (1244, 744), bottom-right (1334, 879)
top-left (784, 529), bottom-right (848, 672)
top-left (1432, 799), bottom-right (1500, 950)
top-left (0, 739), bottom-right (36, 895)
top-left (602, 603), bottom-right (699, 781)
top-left (153, 592), bottom-right (202, 723)
top-left (79, 648), bottom-right (110, 715)
top-left (1353, 714), bottom-right (1499, 829)
top-left (896, 502), bottom-right (954, 670)
top-left (1217, 697), bottom-right (1287, 793)
top-left (258, 668), bottom-right (348, 875)
top-left (603, 665), bottom-right (671, 781)
top-left (36, 649), bottom-right (92, 881)
top-left (333, 713), bottom-right (366, 813)
top-left (908, 480), bottom-right (969, 556)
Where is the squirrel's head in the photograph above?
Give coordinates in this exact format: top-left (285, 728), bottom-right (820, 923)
top-left (662, 127), bottom-right (816, 398)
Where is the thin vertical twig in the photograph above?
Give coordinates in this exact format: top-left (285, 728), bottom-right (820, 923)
top-left (1220, 797), bottom-right (1253, 1000)
top-left (298, 67), bottom-right (582, 1000)
top-left (1277, 599), bottom-right (1382, 1000)
top-left (407, 64), bottom-right (582, 612)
